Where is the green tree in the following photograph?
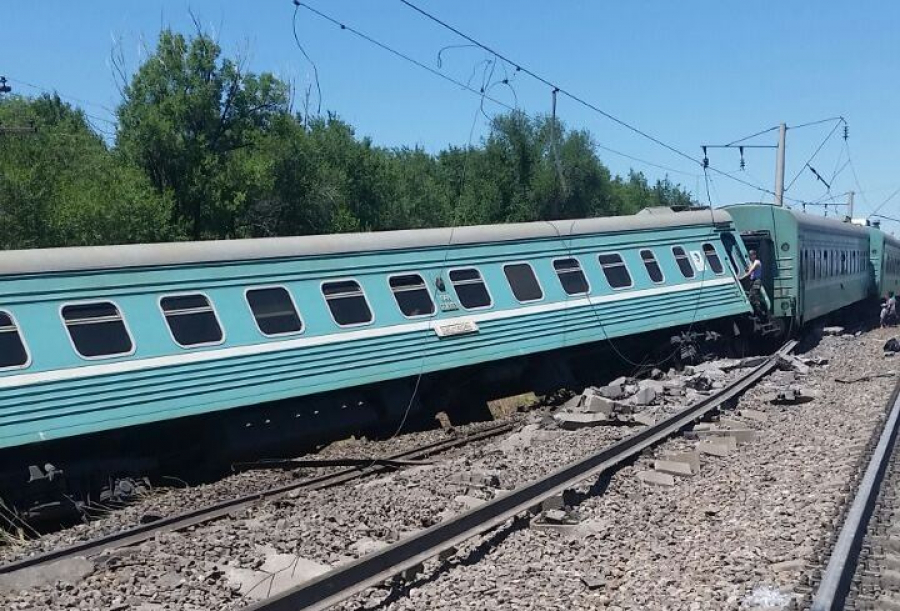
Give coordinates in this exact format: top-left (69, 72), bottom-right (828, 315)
top-left (0, 94), bottom-right (171, 249)
top-left (116, 29), bottom-right (289, 239)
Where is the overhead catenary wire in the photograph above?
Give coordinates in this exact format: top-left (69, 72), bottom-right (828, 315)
top-left (783, 117), bottom-right (845, 192)
top-left (396, 0), bottom-right (847, 208)
top-left (293, 1), bottom-right (699, 180)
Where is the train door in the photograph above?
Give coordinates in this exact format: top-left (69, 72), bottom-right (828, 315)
top-left (738, 231), bottom-right (776, 296)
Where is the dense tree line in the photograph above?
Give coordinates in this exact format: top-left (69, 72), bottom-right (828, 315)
top-left (0, 29), bottom-right (694, 249)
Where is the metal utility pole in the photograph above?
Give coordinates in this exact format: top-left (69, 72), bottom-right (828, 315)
top-left (774, 122), bottom-right (787, 206)
top-left (848, 191), bottom-right (855, 219)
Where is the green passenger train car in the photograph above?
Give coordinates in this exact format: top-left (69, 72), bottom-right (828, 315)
top-left (725, 204), bottom-right (873, 329)
top-left (0, 208), bottom-right (754, 515)
top-left (868, 226), bottom-right (900, 299)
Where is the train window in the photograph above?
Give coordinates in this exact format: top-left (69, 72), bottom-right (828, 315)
top-left (0, 311), bottom-right (29, 369)
top-left (62, 301), bottom-right (134, 359)
top-left (702, 243), bottom-right (724, 275)
top-left (389, 274), bottom-right (435, 318)
top-left (823, 250), bottom-right (829, 277)
top-left (246, 287), bottom-right (303, 336)
top-left (640, 249), bottom-right (665, 283)
top-left (672, 246), bottom-right (695, 279)
top-left (503, 263), bottom-right (544, 303)
top-left (553, 258), bottom-right (590, 295)
top-left (160, 294), bottom-right (224, 347)
top-left (598, 253), bottom-right (633, 289)
top-left (321, 280), bottom-right (373, 326)
top-left (449, 268), bottom-right (493, 310)
top-left (842, 251), bottom-right (847, 275)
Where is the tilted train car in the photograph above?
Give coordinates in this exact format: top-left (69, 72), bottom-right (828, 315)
top-left (868, 225), bottom-right (900, 299)
top-left (0, 208), bottom-right (753, 516)
top-left (725, 204), bottom-right (874, 331)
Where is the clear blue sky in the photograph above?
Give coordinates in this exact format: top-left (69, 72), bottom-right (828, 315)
top-left (3, 1), bottom-right (899, 223)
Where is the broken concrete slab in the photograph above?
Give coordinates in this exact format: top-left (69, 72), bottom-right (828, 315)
top-left (631, 387), bottom-right (658, 406)
top-left (596, 383), bottom-right (626, 400)
top-left (696, 428), bottom-right (756, 445)
top-left (654, 459), bottom-right (694, 477)
top-left (717, 417), bottom-right (745, 429)
top-left (739, 408), bottom-right (768, 423)
top-left (698, 439), bottom-right (733, 457)
top-left (662, 450), bottom-right (700, 473)
top-left (554, 411), bottom-right (613, 429)
top-left (630, 412), bottom-right (657, 426)
top-left (823, 326), bottom-right (845, 336)
top-left (225, 552), bottom-right (331, 601)
top-left (582, 394), bottom-right (618, 415)
top-left (777, 355), bottom-right (810, 375)
top-left (636, 470), bottom-right (676, 487)
top-left (0, 556), bottom-right (95, 592)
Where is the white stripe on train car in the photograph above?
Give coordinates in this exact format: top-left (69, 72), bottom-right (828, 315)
top-left (0, 276), bottom-right (736, 390)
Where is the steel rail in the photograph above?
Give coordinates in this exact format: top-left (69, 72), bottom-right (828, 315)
top-left (242, 340), bottom-right (797, 611)
top-left (0, 422), bottom-right (513, 575)
top-left (810, 375), bottom-right (900, 610)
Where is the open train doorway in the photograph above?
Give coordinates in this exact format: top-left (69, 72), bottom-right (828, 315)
top-left (737, 230), bottom-right (776, 301)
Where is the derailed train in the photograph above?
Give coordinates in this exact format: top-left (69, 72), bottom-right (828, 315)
top-left (0, 203), bottom-right (896, 518)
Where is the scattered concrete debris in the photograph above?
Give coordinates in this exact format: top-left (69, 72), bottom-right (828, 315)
top-left (778, 354), bottom-right (811, 375)
top-left (739, 408), bottom-right (768, 423)
top-left (636, 470), bottom-right (676, 487)
top-left (823, 326), bottom-right (846, 336)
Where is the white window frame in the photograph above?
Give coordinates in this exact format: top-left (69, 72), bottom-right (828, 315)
top-left (447, 266), bottom-right (494, 311)
top-left (551, 256), bottom-right (591, 296)
top-left (59, 299), bottom-right (137, 361)
top-left (671, 245), bottom-right (696, 279)
top-left (386, 273), bottom-right (437, 320)
top-left (597, 251), bottom-right (634, 290)
top-left (0, 309), bottom-right (32, 371)
top-left (320, 278), bottom-right (376, 328)
top-left (244, 285), bottom-right (305, 338)
top-left (638, 249), bottom-right (666, 285)
top-left (157, 292), bottom-right (227, 350)
top-left (502, 261), bottom-right (545, 304)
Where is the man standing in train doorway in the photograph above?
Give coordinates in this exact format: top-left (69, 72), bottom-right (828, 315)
top-left (740, 250), bottom-right (764, 314)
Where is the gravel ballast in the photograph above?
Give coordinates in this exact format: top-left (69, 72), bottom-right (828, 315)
top-left (1, 328), bottom-right (896, 610)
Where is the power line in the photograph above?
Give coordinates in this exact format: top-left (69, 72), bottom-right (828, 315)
top-left (783, 117), bottom-right (845, 192)
top-left (395, 0), bottom-right (843, 208)
top-left (6, 76), bottom-right (118, 126)
top-left (294, 2), bottom-right (699, 180)
top-left (396, 0), bottom-right (701, 167)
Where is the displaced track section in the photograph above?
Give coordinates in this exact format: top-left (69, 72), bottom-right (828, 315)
top-left (810, 375), bottom-right (900, 610)
top-left (243, 340), bottom-right (798, 611)
top-left (0, 422), bottom-right (512, 577)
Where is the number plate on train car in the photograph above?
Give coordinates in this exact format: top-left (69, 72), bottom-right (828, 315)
top-left (434, 320), bottom-right (479, 337)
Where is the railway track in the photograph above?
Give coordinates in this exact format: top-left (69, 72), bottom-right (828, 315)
top-left (810, 368), bottom-right (900, 610)
top-left (240, 340), bottom-right (798, 611)
top-left (0, 421), bottom-right (513, 577)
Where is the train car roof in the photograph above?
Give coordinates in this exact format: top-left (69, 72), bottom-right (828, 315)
top-left (725, 203), bottom-right (870, 238)
top-left (0, 208), bottom-right (734, 276)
